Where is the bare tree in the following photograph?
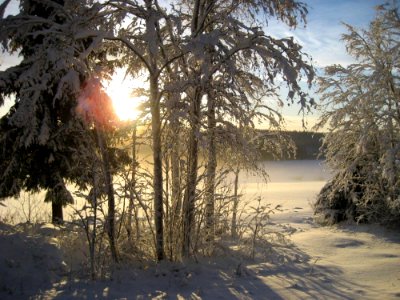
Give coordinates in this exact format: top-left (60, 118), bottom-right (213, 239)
top-left (177, 0), bottom-right (314, 257)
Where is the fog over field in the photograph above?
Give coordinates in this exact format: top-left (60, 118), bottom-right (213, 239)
top-left (0, 160), bottom-right (330, 223)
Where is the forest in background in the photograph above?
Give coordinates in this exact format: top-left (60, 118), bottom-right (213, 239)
top-left (258, 131), bottom-right (324, 160)
top-left (118, 130), bottom-right (325, 161)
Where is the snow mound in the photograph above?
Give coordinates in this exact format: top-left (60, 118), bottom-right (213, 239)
top-left (0, 222), bottom-right (67, 299)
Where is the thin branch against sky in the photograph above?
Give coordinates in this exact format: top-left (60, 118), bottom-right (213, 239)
top-left (263, 0), bottom-right (383, 129)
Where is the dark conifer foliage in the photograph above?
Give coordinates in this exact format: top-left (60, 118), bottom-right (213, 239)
top-left (0, 0), bottom-right (105, 223)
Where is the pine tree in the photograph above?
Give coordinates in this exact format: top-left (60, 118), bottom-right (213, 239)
top-left (0, 0), bottom-right (107, 223)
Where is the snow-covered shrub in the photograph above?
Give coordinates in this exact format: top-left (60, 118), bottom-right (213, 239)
top-left (314, 4), bottom-right (400, 226)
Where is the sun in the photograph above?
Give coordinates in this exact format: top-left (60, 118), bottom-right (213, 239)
top-left (104, 70), bottom-right (145, 121)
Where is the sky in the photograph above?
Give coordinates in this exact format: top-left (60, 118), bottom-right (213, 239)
top-left (0, 0), bottom-right (384, 129)
top-left (282, 0), bottom-right (382, 68)
top-left (268, 0), bottom-right (383, 129)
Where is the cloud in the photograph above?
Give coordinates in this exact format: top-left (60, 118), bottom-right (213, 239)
top-left (266, 0), bottom-right (381, 68)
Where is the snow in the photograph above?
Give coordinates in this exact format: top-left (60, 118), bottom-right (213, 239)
top-left (0, 160), bottom-right (399, 299)
top-left (0, 223), bottom-right (67, 299)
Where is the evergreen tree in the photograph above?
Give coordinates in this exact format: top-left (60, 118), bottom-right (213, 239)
top-left (0, 0), bottom-right (106, 223)
top-left (314, 3), bottom-right (400, 225)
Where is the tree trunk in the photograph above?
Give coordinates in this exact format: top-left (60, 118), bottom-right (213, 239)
top-left (204, 91), bottom-right (216, 242)
top-left (127, 122), bottom-right (137, 242)
top-left (90, 164), bottom-right (98, 280)
top-left (150, 75), bottom-right (164, 261)
top-left (49, 178), bottom-right (72, 225)
top-left (144, 0), bottom-right (165, 261)
top-left (96, 127), bottom-right (118, 263)
top-left (170, 97), bottom-right (182, 259)
top-left (51, 201), bottom-right (63, 224)
top-left (182, 88), bottom-right (202, 257)
top-left (386, 96), bottom-right (398, 202)
top-left (171, 118), bottom-right (181, 222)
top-left (181, 0), bottom-right (212, 258)
top-left (231, 167), bottom-right (240, 238)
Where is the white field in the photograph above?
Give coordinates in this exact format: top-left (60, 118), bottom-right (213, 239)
top-left (0, 160), bottom-right (399, 299)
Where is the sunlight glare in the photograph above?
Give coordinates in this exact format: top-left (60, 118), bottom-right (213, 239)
top-left (104, 70), bottom-right (146, 121)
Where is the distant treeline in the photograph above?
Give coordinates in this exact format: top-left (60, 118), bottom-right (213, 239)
top-left (258, 130), bottom-right (325, 160)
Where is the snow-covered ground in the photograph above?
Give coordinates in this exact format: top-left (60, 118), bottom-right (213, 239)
top-left (0, 160), bottom-right (399, 299)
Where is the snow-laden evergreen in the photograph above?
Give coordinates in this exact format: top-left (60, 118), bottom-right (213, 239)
top-left (314, 3), bottom-right (400, 225)
top-left (0, 0), bottom-right (112, 222)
